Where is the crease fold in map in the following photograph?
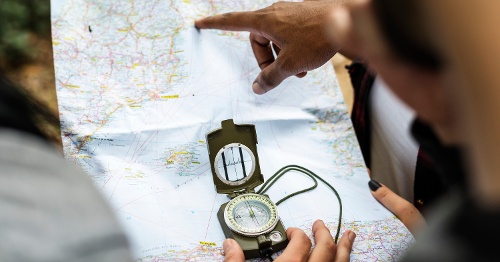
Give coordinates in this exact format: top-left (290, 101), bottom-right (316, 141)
top-left (51, 0), bottom-right (414, 261)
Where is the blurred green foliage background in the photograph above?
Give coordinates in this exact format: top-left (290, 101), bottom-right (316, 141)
top-left (0, 0), bottom-right (61, 148)
top-left (0, 0), bottom-right (51, 70)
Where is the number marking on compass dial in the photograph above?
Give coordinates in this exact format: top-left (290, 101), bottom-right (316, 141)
top-left (224, 193), bottom-right (279, 236)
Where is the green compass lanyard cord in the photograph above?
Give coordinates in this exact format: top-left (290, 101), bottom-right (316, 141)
top-left (256, 164), bottom-right (343, 244)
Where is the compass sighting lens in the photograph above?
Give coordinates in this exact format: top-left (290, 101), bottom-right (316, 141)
top-left (215, 144), bottom-right (255, 185)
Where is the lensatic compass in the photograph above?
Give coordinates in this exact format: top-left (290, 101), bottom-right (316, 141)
top-left (206, 119), bottom-right (288, 259)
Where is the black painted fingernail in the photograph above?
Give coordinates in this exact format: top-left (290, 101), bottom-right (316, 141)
top-left (368, 180), bottom-right (382, 191)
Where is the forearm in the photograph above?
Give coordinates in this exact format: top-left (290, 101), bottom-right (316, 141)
top-left (326, 3), bottom-right (366, 62)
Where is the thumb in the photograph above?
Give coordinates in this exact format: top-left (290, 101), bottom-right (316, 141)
top-left (368, 180), bottom-right (426, 236)
top-left (223, 239), bottom-right (245, 262)
top-left (252, 57), bottom-right (294, 94)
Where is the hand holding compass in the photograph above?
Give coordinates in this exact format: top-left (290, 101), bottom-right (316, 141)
top-left (222, 220), bottom-right (356, 262)
top-left (206, 119), bottom-right (352, 260)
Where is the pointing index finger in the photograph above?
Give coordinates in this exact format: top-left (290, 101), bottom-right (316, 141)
top-left (195, 11), bottom-right (261, 33)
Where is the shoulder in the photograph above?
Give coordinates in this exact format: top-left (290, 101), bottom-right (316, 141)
top-left (401, 192), bottom-right (499, 262)
top-left (0, 128), bottom-right (134, 262)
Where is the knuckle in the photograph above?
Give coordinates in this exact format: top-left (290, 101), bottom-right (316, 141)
top-left (323, 238), bottom-right (337, 252)
top-left (304, 237), bottom-right (313, 249)
top-left (275, 58), bottom-right (294, 75)
top-left (220, 14), bottom-right (232, 30)
top-left (223, 251), bottom-right (240, 262)
top-left (295, 229), bottom-right (312, 246)
top-left (270, 1), bottom-right (288, 9)
top-left (375, 188), bottom-right (391, 201)
top-left (269, 2), bottom-right (282, 10)
top-left (261, 2), bottom-right (287, 21)
top-left (260, 70), bottom-right (277, 88)
top-left (277, 56), bottom-right (304, 76)
top-left (398, 204), bottom-right (417, 216)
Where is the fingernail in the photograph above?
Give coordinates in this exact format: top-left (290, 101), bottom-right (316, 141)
top-left (349, 231), bottom-right (356, 243)
top-left (314, 219), bottom-right (324, 226)
top-left (368, 180), bottom-right (382, 191)
top-left (252, 82), bottom-right (266, 94)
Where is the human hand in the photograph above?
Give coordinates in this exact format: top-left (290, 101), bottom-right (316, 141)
top-left (222, 220), bottom-right (356, 262)
top-left (195, 1), bottom-right (344, 94)
top-left (368, 180), bottom-right (426, 236)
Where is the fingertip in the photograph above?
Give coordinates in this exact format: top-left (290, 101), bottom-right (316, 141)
top-left (369, 181), bottom-right (393, 201)
top-left (312, 219), bottom-right (334, 240)
top-left (254, 61), bottom-right (289, 94)
top-left (347, 230), bottom-right (356, 243)
top-left (312, 219), bottom-right (335, 249)
top-left (285, 226), bottom-right (302, 236)
top-left (279, 227), bottom-right (312, 261)
top-left (222, 238), bottom-right (237, 250)
top-left (295, 72), bottom-right (307, 78)
top-left (312, 219), bottom-right (326, 232)
top-left (286, 227), bottom-right (311, 243)
top-left (314, 219), bottom-right (325, 225)
top-left (222, 239), bottom-right (245, 262)
top-left (252, 82), bottom-right (267, 94)
top-left (193, 19), bottom-right (203, 29)
top-left (368, 179), bottom-right (382, 192)
top-left (338, 230), bottom-right (356, 248)
top-left (194, 17), bottom-right (211, 29)
top-left (308, 220), bottom-right (337, 261)
top-left (333, 230), bottom-right (355, 261)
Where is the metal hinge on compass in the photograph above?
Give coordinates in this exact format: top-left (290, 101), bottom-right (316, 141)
top-left (229, 188), bottom-right (255, 199)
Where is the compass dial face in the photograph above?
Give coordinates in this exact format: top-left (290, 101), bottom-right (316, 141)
top-left (224, 194), bottom-right (279, 236)
top-left (214, 143), bottom-right (256, 186)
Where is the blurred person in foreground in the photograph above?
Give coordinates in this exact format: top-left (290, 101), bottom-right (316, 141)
top-left (196, 0), bottom-right (500, 261)
top-left (0, 77), bottom-right (135, 261)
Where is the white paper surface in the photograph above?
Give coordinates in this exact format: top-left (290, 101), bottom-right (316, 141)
top-left (51, 0), bottom-right (414, 261)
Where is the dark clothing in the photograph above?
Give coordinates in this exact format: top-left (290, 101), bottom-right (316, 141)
top-left (347, 61), bottom-right (459, 214)
top-left (401, 193), bottom-right (500, 262)
top-left (347, 62), bottom-right (498, 261)
top-left (347, 62), bottom-right (375, 169)
top-left (401, 121), bottom-right (492, 261)
top-left (411, 119), bottom-right (467, 213)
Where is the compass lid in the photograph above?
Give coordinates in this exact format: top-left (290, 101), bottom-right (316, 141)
top-left (206, 119), bottom-right (264, 195)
